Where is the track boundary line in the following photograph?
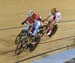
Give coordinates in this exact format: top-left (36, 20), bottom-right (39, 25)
top-left (0, 26), bottom-right (25, 31)
top-left (40, 36), bottom-right (75, 44)
top-left (0, 19), bottom-right (75, 31)
top-left (0, 36), bottom-right (75, 55)
top-left (16, 43), bottom-right (75, 63)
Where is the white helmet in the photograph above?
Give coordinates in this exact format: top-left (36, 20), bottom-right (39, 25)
top-left (27, 10), bottom-right (34, 17)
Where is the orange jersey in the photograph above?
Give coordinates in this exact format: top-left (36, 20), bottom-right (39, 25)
top-left (25, 12), bottom-right (41, 24)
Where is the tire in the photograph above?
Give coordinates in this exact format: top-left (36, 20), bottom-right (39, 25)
top-left (38, 25), bottom-right (47, 37)
top-left (15, 34), bottom-right (21, 44)
top-left (20, 35), bottom-right (28, 49)
top-left (15, 30), bottom-right (27, 44)
top-left (15, 41), bottom-right (24, 55)
top-left (42, 25), bottom-right (47, 35)
top-left (15, 31), bottom-right (28, 55)
top-left (15, 30), bottom-right (24, 44)
top-left (29, 36), bottom-right (41, 51)
top-left (35, 36), bottom-right (40, 44)
top-left (49, 24), bottom-right (58, 37)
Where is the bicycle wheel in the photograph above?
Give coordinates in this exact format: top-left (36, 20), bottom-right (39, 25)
top-left (15, 34), bottom-right (21, 44)
top-left (20, 34), bottom-right (28, 49)
top-left (49, 24), bottom-right (58, 37)
top-left (29, 36), bottom-right (41, 51)
top-left (42, 25), bottom-right (47, 35)
top-left (15, 30), bottom-right (27, 44)
top-left (39, 25), bottom-right (47, 37)
top-left (15, 41), bottom-right (24, 55)
top-left (15, 32), bottom-right (28, 55)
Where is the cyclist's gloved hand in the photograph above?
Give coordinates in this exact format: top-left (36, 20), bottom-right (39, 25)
top-left (21, 22), bottom-right (24, 25)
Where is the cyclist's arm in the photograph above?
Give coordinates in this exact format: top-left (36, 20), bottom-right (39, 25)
top-left (21, 17), bottom-right (28, 25)
top-left (42, 13), bottom-right (51, 22)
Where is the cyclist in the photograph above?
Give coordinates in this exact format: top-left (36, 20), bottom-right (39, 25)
top-left (21, 10), bottom-right (42, 46)
top-left (44, 8), bottom-right (61, 36)
top-left (30, 10), bottom-right (42, 46)
top-left (21, 10), bottom-right (34, 32)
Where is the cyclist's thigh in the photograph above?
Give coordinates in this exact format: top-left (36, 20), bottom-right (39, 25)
top-left (25, 24), bottom-right (30, 31)
top-left (32, 21), bottom-right (41, 36)
top-left (34, 20), bottom-right (41, 30)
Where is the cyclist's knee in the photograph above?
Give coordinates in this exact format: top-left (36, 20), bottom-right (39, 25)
top-left (32, 30), bottom-right (37, 36)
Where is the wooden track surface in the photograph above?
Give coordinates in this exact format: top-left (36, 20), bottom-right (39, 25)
top-left (0, 0), bottom-right (75, 63)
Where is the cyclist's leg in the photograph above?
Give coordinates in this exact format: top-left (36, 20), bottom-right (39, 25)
top-left (30, 20), bottom-right (41, 45)
top-left (32, 21), bottom-right (41, 36)
top-left (24, 24), bottom-right (30, 31)
top-left (47, 21), bottom-right (56, 35)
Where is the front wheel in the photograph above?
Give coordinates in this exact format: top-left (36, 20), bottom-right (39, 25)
top-left (15, 30), bottom-right (27, 44)
top-left (15, 41), bottom-right (24, 55)
top-left (15, 30), bottom-right (28, 55)
top-left (38, 25), bottom-right (47, 37)
top-left (15, 36), bottom-right (28, 55)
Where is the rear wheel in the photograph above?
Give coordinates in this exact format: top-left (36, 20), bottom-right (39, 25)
top-left (49, 24), bottom-right (58, 37)
top-left (29, 35), bottom-right (41, 51)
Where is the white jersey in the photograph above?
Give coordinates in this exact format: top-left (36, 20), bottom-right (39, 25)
top-left (48, 11), bottom-right (61, 22)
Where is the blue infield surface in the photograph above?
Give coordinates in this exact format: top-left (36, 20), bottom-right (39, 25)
top-left (32, 48), bottom-right (75, 63)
